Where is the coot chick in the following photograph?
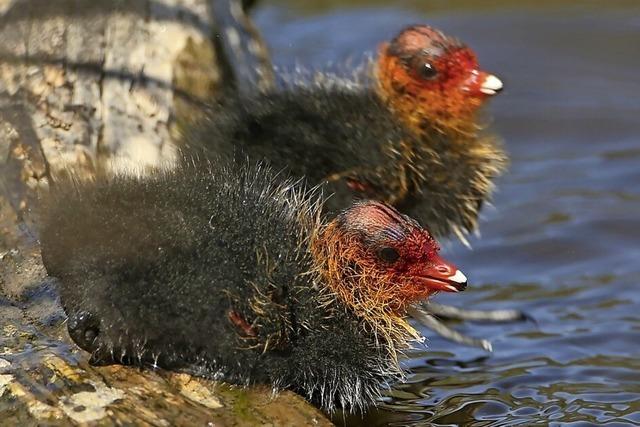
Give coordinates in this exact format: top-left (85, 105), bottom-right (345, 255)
top-left (185, 24), bottom-right (506, 241)
top-left (39, 160), bottom-right (467, 412)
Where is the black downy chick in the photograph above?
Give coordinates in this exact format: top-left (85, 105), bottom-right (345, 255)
top-left (184, 24), bottom-right (505, 240)
top-left (39, 159), bottom-right (468, 412)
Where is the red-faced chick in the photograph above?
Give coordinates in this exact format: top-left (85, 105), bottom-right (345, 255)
top-left (186, 23), bottom-right (506, 241)
top-left (39, 160), bottom-right (467, 413)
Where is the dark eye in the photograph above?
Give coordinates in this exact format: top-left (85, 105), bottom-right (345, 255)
top-left (418, 62), bottom-right (438, 80)
top-left (378, 247), bottom-right (400, 263)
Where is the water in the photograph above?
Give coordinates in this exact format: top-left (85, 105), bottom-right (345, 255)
top-left (255, 2), bottom-right (640, 425)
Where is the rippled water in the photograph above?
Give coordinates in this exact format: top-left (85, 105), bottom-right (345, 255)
top-left (256, 2), bottom-right (640, 425)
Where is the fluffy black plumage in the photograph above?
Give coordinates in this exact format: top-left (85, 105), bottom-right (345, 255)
top-left (183, 83), bottom-right (505, 240)
top-left (185, 87), bottom-right (409, 217)
top-left (39, 161), bottom-right (403, 412)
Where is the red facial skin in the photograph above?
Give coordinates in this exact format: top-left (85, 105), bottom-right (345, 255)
top-left (313, 201), bottom-right (466, 315)
top-left (376, 25), bottom-right (501, 135)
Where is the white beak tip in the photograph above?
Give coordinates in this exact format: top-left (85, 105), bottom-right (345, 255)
top-left (480, 74), bottom-right (503, 95)
top-left (449, 269), bottom-right (468, 285)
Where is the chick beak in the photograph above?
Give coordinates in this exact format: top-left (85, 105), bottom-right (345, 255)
top-left (478, 72), bottom-right (503, 96)
top-left (465, 70), bottom-right (504, 98)
top-left (417, 254), bottom-right (468, 293)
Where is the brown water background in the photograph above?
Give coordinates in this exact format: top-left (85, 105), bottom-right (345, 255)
top-left (256, 1), bottom-right (640, 425)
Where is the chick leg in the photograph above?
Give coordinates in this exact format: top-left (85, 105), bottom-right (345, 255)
top-left (66, 310), bottom-right (102, 354)
top-left (422, 301), bottom-right (530, 323)
top-left (407, 305), bottom-right (493, 352)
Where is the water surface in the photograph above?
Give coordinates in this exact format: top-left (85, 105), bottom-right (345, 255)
top-left (255, 2), bottom-right (640, 425)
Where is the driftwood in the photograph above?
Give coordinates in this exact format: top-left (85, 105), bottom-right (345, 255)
top-left (0, 0), bottom-right (331, 424)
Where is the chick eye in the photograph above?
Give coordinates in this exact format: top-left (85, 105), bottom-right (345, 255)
top-left (378, 247), bottom-right (400, 263)
top-left (418, 62), bottom-right (438, 80)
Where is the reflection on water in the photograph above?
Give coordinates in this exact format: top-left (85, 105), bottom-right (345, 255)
top-left (256, 3), bottom-right (640, 425)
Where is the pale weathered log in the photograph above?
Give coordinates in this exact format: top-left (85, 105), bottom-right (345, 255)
top-left (0, 0), bottom-right (225, 186)
top-left (0, 1), bottom-right (333, 424)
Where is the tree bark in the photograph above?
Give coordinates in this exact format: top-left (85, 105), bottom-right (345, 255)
top-left (0, 0), bottom-right (225, 199)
